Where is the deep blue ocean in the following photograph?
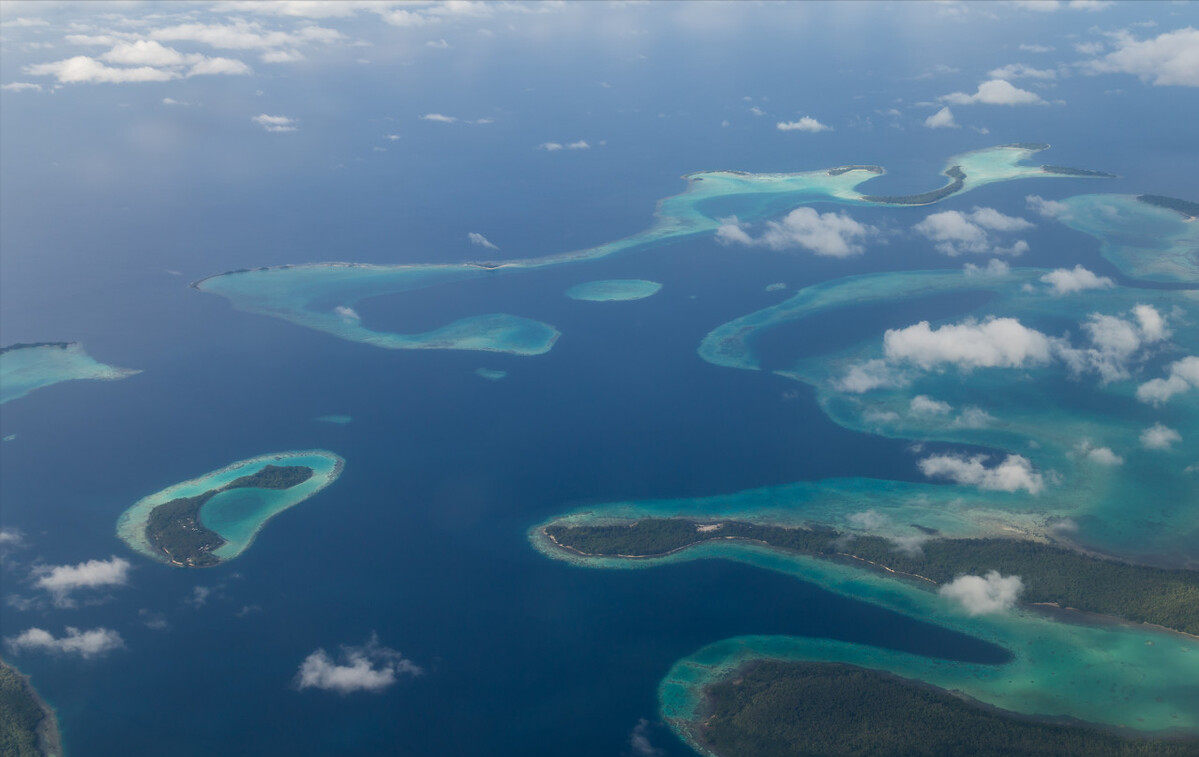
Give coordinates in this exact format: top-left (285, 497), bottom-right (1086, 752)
top-left (2, 3), bottom-right (1196, 755)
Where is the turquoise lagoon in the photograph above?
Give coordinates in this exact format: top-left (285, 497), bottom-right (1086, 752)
top-left (193, 145), bottom-right (1095, 356)
top-left (565, 279), bottom-right (663, 302)
top-left (116, 450), bottom-right (344, 565)
top-left (0, 342), bottom-right (139, 405)
top-left (1058, 194), bottom-right (1198, 283)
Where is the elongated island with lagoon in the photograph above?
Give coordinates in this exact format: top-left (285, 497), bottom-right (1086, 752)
top-left (117, 450), bottom-right (343, 567)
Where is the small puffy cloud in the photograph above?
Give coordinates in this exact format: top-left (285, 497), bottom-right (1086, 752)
top-left (885, 317), bottom-right (1053, 371)
top-left (261, 49), bottom-right (305, 63)
top-left (988, 63), bottom-right (1057, 80)
top-left (940, 571), bottom-right (1023, 615)
top-left (924, 106), bottom-right (958, 129)
top-left (102, 40), bottom-right (190, 67)
top-left (1058, 307), bottom-right (1168, 384)
top-left (716, 208), bottom-right (876, 258)
top-left (25, 56), bottom-right (177, 84)
top-left (539, 142), bottom-right (563, 151)
top-left (566, 140), bottom-right (589, 150)
top-left (468, 232), bottom-right (498, 250)
top-left (253, 114), bottom-right (297, 132)
top-left (1137, 356), bottom-right (1199, 404)
top-left (913, 208), bottom-right (1032, 256)
top-left (150, 20), bottom-right (342, 51)
top-left (32, 556), bottom-right (131, 608)
top-left (187, 57), bottom-right (252, 77)
top-left (1075, 441), bottom-right (1123, 465)
top-left (629, 719), bottom-right (662, 757)
top-left (1, 17), bottom-right (50, 27)
top-left (0, 82), bottom-right (43, 92)
top-left (940, 79), bottom-right (1046, 105)
top-left (1020, 44), bottom-right (1055, 53)
top-left (426, 39), bottom-right (450, 49)
top-left (952, 406), bottom-right (995, 428)
top-left (1040, 265), bottom-right (1114, 295)
top-left (295, 634), bottom-right (421, 695)
top-left (848, 510), bottom-right (891, 531)
top-left (1025, 194), bottom-right (1070, 218)
top-left (964, 259), bottom-right (1011, 278)
top-left (776, 117), bottom-right (831, 132)
top-left (919, 453), bottom-right (1044, 494)
top-left (333, 306), bottom-right (360, 320)
top-left (910, 395), bottom-right (952, 416)
top-left (0, 528), bottom-right (23, 546)
top-left (1085, 27), bottom-right (1199, 87)
top-left (139, 609), bottom-right (170, 631)
top-left (5, 626), bottom-right (125, 658)
top-left (1140, 423), bottom-right (1182, 450)
top-left (836, 359), bottom-right (904, 394)
top-left (421, 113), bottom-right (457, 123)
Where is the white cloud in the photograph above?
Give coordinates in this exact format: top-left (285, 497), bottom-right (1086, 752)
top-left (426, 39), bottom-right (451, 49)
top-left (150, 20), bottom-right (342, 51)
top-left (1, 17), bottom-right (50, 28)
top-left (1020, 44), bottom-right (1054, 53)
top-left (1140, 423), bottom-right (1182, 450)
top-left (187, 57), bottom-right (252, 77)
top-left (5, 626), bottom-right (125, 659)
top-left (629, 719), bottom-right (661, 757)
top-left (923, 106), bottom-right (958, 129)
top-left (539, 142), bottom-right (563, 151)
top-left (913, 208), bottom-right (1032, 256)
top-left (952, 406), bottom-right (995, 428)
top-left (261, 49), bottom-right (305, 63)
top-left (848, 510), bottom-right (891, 531)
top-left (0, 82), bottom-right (42, 92)
top-left (885, 317), bottom-right (1053, 371)
top-left (1025, 194), bottom-right (1070, 218)
top-left (253, 113), bottom-right (298, 132)
top-left (566, 140), bottom-right (590, 150)
top-left (940, 79), bottom-right (1047, 105)
top-left (1075, 441), bottom-right (1123, 465)
top-left (1058, 307), bottom-right (1168, 384)
top-left (988, 63), bottom-right (1057, 80)
top-left (385, 134), bottom-right (401, 141)
top-left (776, 117), bottom-right (831, 132)
top-left (32, 556), bottom-right (131, 607)
top-left (295, 634), bottom-right (421, 695)
top-left (1040, 265), bottom-right (1114, 295)
top-left (1136, 356), bottom-right (1199, 405)
top-left (102, 40), bottom-right (190, 67)
top-left (25, 56), bottom-right (178, 84)
top-left (1075, 41), bottom-right (1106, 56)
top-left (1085, 27), bottom-right (1199, 87)
top-left (910, 395), bottom-right (952, 416)
top-left (715, 208), bottom-right (876, 258)
top-left (333, 306), bottom-right (360, 320)
top-left (836, 359), bottom-right (904, 394)
top-left (963, 259), bottom-right (1011, 278)
top-left (1133, 304), bottom-right (1168, 342)
top-left (468, 232), bottom-right (498, 250)
top-left (0, 528), bottom-right (23, 546)
top-left (919, 453), bottom-right (1044, 493)
top-left (940, 571), bottom-right (1023, 615)
top-left (421, 113), bottom-right (457, 123)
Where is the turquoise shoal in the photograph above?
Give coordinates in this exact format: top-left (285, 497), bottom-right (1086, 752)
top-left (565, 279), bottom-right (662, 301)
top-left (0, 343), bottom-right (140, 405)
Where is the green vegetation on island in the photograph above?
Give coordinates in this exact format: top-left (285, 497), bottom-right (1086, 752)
top-left (860, 165), bottom-right (965, 205)
top-left (700, 661), bottom-right (1198, 757)
top-left (145, 465), bottom-right (313, 567)
top-left (0, 661), bottom-right (61, 757)
top-left (1042, 165), bottom-right (1117, 178)
top-left (543, 519), bottom-right (1199, 635)
top-left (1138, 194), bottom-right (1199, 219)
top-left (827, 165), bottom-right (883, 176)
top-left (0, 342), bottom-right (73, 355)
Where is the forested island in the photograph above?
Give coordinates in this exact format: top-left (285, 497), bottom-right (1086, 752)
top-left (827, 165), bottom-right (883, 176)
top-left (543, 519), bottom-right (1199, 635)
top-left (699, 661), bottom-right (1198, 757)
top-left (0, 661), bottom-right (61, 757)
top-left (0, 342), bottom-right (73, 355)
top-left (1138, 194), bottom-right (1199, 219)
top-left (146, 465), bottom-right (313, 567)
top-left (1041, 165), bottom-right (1117, 178)
top-left (860, 165), bottom-right (965, 205)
